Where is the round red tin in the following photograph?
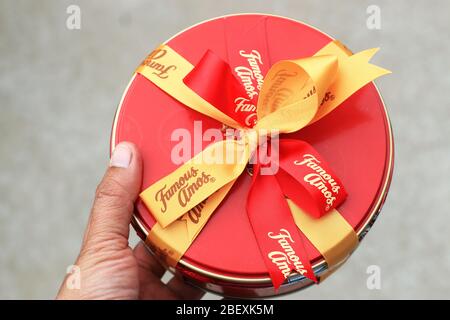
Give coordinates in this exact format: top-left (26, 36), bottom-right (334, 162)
top-left (111, 14), bottom-right (393, 298)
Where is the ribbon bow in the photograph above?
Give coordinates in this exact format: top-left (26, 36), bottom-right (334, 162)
top-left (137, 40), bottom-right (390, 288)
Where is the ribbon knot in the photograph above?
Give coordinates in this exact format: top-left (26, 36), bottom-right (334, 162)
top-left (235, 128), bottom-right (267, 151)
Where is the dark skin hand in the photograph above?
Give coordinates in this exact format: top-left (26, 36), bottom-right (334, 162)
top-left (57, 142), bottom-right (205, 299)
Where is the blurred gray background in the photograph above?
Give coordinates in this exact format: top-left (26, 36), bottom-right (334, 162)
top-left (1, 0), bottom-right (449, 299)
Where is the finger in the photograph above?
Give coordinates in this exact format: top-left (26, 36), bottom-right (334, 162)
top-left (134, 243), bottom-right (205, 300)
top-left (167, 275), bottom-right (205, 300)
top-left (133, 242), bottom-right (179, 299)
top-left (133, 241), bottom-right (166, 279)
top-left (83, 142), bottom-right (142, 247)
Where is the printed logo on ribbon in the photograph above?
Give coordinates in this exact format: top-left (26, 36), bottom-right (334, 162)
top-left (233, 49), bottom-right (264, 126)
top-left (294, 153), bottom-right (342, 211)
top-left (260, 69), bottom-right (297, 112)
top-left (180, 200), bottom-right (207, 224)
top-left (233, 97), bottom-right (257, 127)
top-left (234, 49), bottom-right (264, 98)
top-left (155, 167), bottom-right (215, 213)
top-left (141, 48), bottom-right (177, 79)
top-left (267, 229), bottom-right (308, 278)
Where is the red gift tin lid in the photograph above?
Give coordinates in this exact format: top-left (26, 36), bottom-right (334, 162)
top-left (111, 14), bottom-right (393, 282)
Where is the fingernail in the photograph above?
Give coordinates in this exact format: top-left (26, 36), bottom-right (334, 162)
top-left (110, 143), bottom-right (132, 168)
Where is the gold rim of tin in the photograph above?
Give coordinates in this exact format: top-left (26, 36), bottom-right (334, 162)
top-left (111, 13), bottom-right (394, 285)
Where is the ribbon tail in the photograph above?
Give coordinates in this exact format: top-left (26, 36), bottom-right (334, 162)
top-left (140, 139), bottom-right (250, 227)
top-left (147, 180), bottom-right (237, 267)
top-left (287, 200), bottom-right (358, 271)
top-left (273, 138), bottom-right (358, 272)
top-left (247, 165), bottom-right (317, 290)
top-left (311, 41), bottom-right (391, 124)
top-left (181, 180), bottom-right (236, 241)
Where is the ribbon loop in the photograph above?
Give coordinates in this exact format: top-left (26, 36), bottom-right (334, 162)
top-left (276, 139), bottom-right (347, 218)
top-left (254, 94), bottom-right (318, 134)
top-left (184, 50), bottom-right (252, 128)
top-left (255, 55), bottom-right (338, 133)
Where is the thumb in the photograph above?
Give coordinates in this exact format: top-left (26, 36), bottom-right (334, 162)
top-left (83, 142), bottom-right (142, 248)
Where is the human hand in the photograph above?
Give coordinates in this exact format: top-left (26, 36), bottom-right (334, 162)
top-left (56, 142), bottom-right (204, 300)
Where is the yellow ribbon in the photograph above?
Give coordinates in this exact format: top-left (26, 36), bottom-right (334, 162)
top-left (136, 40), bottom-right (390, 268)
